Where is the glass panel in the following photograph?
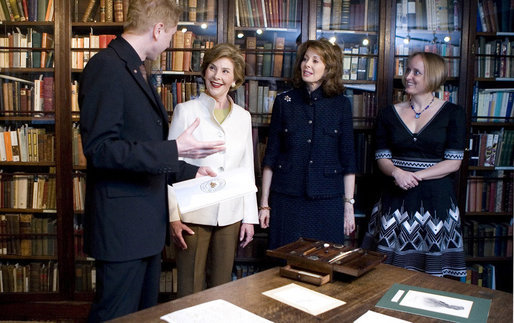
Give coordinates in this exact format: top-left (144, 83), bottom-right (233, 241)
top-left (0, 17), bottom-right (58, 293)
top-left (393, 0), bottom-right (462, 104)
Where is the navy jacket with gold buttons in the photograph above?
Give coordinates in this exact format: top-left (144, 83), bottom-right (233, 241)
top-left (262, 86), bottom-right (356, 199)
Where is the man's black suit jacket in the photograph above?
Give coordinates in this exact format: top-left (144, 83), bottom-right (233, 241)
top-left (79, 36), bottom-right (198, 261)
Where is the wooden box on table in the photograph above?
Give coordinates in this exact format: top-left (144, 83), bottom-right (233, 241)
top-left (266, 238), bottom-right (386, 286)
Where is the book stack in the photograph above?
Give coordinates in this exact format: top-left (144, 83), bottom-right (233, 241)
top-left (155, 79), bottom-right (205, 115)
top-left (0, 174), bottom-right (57, 210)
top-left (0, 30), bottom-right (54, 68)
top-left (160, 33), bottom-right (214, 73)
top-left (80, 0), bottom-right (128, 22)
top-left (232, 80), bottom-right (278, 125)
top-left (159, 268), bottom-right (178, 294)
top-left (319, 0), bottom-right (380, 31)
top-left (459, 220), bottom-right (512, 259)
top-left (476, 37), bottom-right (514, 79)
top-left (395, 0), bottom-right (461, 31)
top-left (0, 214), bottom-right (56, 257)
top-left (477, 0), bottom-right (514, 33)
top-left (0, 0), bottom-right (54, 22)
top-left (176, 0), bottom-right (216, 23)
top-left (468, 130), bottom-right (514, 167)
top-left (465, 171), bottom-right (513, 213)
top-left (235, 0), bottom-right (300, 28)
top-left (0, 126), bottom-right (55, 163)
top-left (71, 34), bottom-right (116, 69)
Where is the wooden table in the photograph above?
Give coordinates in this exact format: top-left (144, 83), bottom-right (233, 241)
top-left (111, 264), bottom-right (512, 322)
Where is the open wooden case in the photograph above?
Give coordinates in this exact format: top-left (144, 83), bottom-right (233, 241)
top-left (266, 238), bottom-right (387, 285)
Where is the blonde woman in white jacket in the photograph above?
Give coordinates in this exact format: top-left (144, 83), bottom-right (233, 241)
top-left (167, 43), bottom-right (258, 297)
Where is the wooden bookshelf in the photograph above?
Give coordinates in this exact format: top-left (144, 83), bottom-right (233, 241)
top-left (0, 1), bottom-right (512, 321)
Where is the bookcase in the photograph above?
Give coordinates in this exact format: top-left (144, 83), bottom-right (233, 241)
top-left (0, 0), bottom-right (59, 293)
top-left (0, 0), bottom-right (512, 320)
top-left (461, 0), bottom-right (513, 291)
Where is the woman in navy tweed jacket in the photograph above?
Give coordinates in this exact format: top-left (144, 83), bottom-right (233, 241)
top-left (259, 39), bottom-right (357, 249)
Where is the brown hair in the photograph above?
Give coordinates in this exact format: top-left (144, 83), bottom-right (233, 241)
top-left (402, 52), bottom-right (447, 93)
top-left (201, 43), bottom-right (246, 89)
top-left (124, 0), bottom-right (182, 34)
top-left (292, 38), bottom-right (344, 97)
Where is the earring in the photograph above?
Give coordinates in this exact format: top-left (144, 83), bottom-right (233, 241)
top-left (231, 82), bottom-right (236, 88)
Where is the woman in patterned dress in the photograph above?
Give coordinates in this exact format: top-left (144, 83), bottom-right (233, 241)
top-left (366, 52), bottom-right (467, 278)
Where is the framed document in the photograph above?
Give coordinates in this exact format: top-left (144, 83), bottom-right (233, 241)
top-left (171, 167), bottom-right (257, 213)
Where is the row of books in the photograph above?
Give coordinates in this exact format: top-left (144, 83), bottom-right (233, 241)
top-left (0, 0), bottom-right (53, 22)
top-left (79, 0), bottom-right (125, 23)
top-left (71, 123), bottom-right (86, 167)
top-left (396, 0), bottom-right (461, 31)
top-left (0, 30), bottom-right (54, 68)
top-left (75, 262), bottom-right (95, 292)
top-left (354, 132), bottom-right (374, 175)
top-left (396, 55), bottom-right (460, 78)
top-left (476, 37), bottom-right (514, 79)
top-left (0, 174), bottom-right (56, 210)
top-left (157, 32), bottom-right (214, 73)
top-left (469, 130), bottom-right (514, 167)
top-left (393, 84), bottom-right (459, 104)
top-left (465, 172), bottom-right (513, 213)
top-left (346, 89), bottom-right (377, 128)
top-left (0, 77), bottom-right (54, 114)
top-left (0, 261), bottom-right (58, 293)
top-left (159, 268), bottom-right (177, 294)
top-left (465, 263), bottom-right (497, 289)
top-left (0, 126), bottom-right (55, 162)
top-left (395, 41), bottom-right (461, 59)
top-left (242, 36), bottom-right (294, 79)
top-left (343, 47), bottom-right (378, 81)
top-left (472, 89), bottom-right (514, 120)
top-left (0, 213), bottom-right (57, 256)
top-left (235, 0), bottom-right (300, 29)
top-left (79, 0), bottom-right (216, 25)
top-left (73, 175), bottom-right (85, 212)
top-left (317, 0), bottom-right (379, 31)
top-left (462, 220), bottom-right (512, 258)
top-left (70, 34), bottom-right (116, 69)
top-left (153, 79), bottom-right (206, 115)
top-left (477, 0), bottom-right (514, 33)
top-left (234, 80), bottom-right (278, 125)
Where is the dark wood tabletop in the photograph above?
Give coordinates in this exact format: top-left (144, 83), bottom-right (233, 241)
top-left (110, 263), bottom-right (513, 322)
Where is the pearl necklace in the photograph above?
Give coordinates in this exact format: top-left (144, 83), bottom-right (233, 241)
top-left (410, 96), bottom-right (435, 119)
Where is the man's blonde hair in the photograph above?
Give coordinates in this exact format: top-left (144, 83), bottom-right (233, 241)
top-left (124, 0), bottom-right (182, 33)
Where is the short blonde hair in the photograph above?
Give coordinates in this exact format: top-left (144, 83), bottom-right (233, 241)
top-left (124, 0), bottom-right (182, 33)
top-left (201, 43), bottom-right (246, 89)
top-left (292, 38), bottom-right (345, 97)
top-left (402, 52), bottom-right (447, 93)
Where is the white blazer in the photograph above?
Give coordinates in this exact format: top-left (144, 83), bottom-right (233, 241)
top-left (167, 93), bottom-right (258, 226)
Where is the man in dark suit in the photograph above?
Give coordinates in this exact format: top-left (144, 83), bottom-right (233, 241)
top-left (79, 1), bottom-right (224, 321)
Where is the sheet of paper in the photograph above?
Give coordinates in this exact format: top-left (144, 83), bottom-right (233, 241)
top-left (354, 310), bottom-right (412, 323)
top-left (262, 283), bottom-right (346, 316)
top-left (399, 290), bottom-right (473, 319)
top-left (160, 299), bottom-right (272, 323)
top-left (172, 167), bottom-right (257, 213)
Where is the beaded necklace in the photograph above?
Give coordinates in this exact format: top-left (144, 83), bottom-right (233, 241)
top-left (410, 96), bottom-right (435, 119)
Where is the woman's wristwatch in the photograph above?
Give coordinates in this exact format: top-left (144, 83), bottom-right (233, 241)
top-left (344, 197), bottom-right (355, 205)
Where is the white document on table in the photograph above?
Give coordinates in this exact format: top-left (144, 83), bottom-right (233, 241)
top-left (160, 299), bottom-right (272, 323)
top-left (354, 310), bottom-right (412, 323)
top-left (171, 167), bottom-right (257, 213)
top-left (262, 283), bottom-right (346, 316)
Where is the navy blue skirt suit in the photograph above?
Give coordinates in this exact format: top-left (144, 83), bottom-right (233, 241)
top-left (262, 86), bottom-right (356, 249)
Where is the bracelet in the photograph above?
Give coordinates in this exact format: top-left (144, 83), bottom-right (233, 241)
top-left (258, 206), bottom-right (271, 211)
